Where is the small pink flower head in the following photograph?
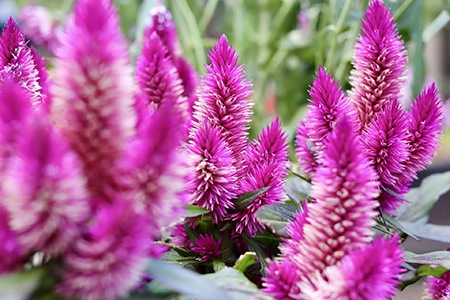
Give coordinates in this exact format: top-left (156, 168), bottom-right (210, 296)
top-left (295, 67), bottom-right (354, 176)
top-left (18, 5), bottom-right (61, 54)
top-left (52, 0), bottom-right (136, 206)
top-left (191, 233), bottom-right (222, 262)
top-left (146, 4), bottom-right (179, 57)
top-left (263, 260), bottom-right (301, 300)
top-left (57, 200), bottom-right (151, 300)
top-left (193, 35), bottom-right (253, 169)
top-left (232, 118), bottom-right (289, 236)
top-left (401, 84), bottom-right (443, 184)
top-left (0, 18), bottom-right (43, 105)
top-left (349, 0), bottom-right (407, 128)
top-left (425, 269), bottom-right (450, 300)
top-left (187, 122), bottom-right (237, 222)
top-left (294, 116), bottom-right (379, 279)
top-left (118, 99), bottom-right (187, 232)
top-left (302, 235), bottom-right (404, 300)
top-left (2, 113), bottom-right (90, 255)
top-left (135, 32), bottom-right (184, 110)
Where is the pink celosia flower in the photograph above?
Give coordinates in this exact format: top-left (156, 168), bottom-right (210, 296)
top-left (295, 67), bottom-right (353, 176)
top-left (361, 98), bottom-right (409, 212)
top-left (187, 122), bottom-right (237, 222)
top-left (29, 47), bottom-right (50, 109)
top-left (0, 18), bottom-right (43, 105)
top-left (118, 99), bottom-right (187, 233)
top-left (424, 269), bottom-right (450, 300)
top-left (135, 32), bottom-right (184, 111)
top-left (401, 84), bottom-right (442, 184)
top-left (0, 208), bottom-right (23, 274)
top-left (18, 5), bottom-right (61, 54)
top-left (57, 200), bottom-right (151, 300)
top-left (192, 35), bottom-right (253, 172)
top-left (2, 113), bottom-right (90, 255)
top-left (191, 233), bottom-right (222, 262)
top-left (232, 118), bottom-right (289, 236)
top-left (301, 235), bottom-right (404, 300)
top-left (52, 0), bottom-right (136, 207)
top-left (349, 0), bottom-right (407, 128)
top-left (264, 260), bottom-right (301, 299)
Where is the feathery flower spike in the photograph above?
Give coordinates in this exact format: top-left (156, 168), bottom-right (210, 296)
top-left (52, 0), bottom-right (136, 207)
top-left (349, 0), bottom-right (407, 128)
top-left (424, 268), bottom-right (450, 300)
top-left (57, 201), bottom-right (151, 300)
top-left (192, 35), bottom-right (253, 172)
top-left (295, 67), bottom-right (353, 176)
top-left (401, 84), bottom-right (442, 185)
top-left (361, 98), bottom-right (409, 212)
top-left (29, 47), bottom-right (50, 109)
top-left (301, 235), bottom-right (404, 300)
top-left (191, 233), bottom-right (222, 262)
top-left (0, 18), bottom-right (43, 105)
top-left (232, 118), bottom-right (289, 236)
top-left (2, 113), bottom-right (90, 255)
top-left (187, 122), bottom-right (237, 222)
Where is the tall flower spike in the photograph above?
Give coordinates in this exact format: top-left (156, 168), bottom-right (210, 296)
top-left (349, 0), bottom-right (407, 128)
top-left (52, 0), bottom-right (136, 207)
top-left (135, 32), bottom-right (185, 111)
top-left (187, 122), bottom-right (237, 222)
top-left (295, 122), bottom-right (317, 176)
top-left (361, 98), bottom-right (409, 212)
top-left (265, 116), bottom-right (380, 299)
top-left (2, 113), bottom-right (90, 255)
top-left (192, 35), bottom-right (253, 172)
top-left (29, 47), bottom-right (51, 109)
top-left (118, 99), bottom-right (187, 233)
top-left (400, 84), bottom-right (442, 185)
top-left (301, 235), bottom-right (404, 300)
top-left (57, 201), bottom-right (151, 300)
top-left (295, 67), bottom-right (353, 176)
top-left (232, 118), bottom-right (289, 236)
top-left (424, 269), bottom-right (450, 300)
top-left (0, 18), bottom-right (43, 105)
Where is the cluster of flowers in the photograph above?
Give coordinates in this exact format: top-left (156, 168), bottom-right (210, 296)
top-left (1, 0), bottom-right (449, 299)
top-left (264, 1), bottom-right (443, 299)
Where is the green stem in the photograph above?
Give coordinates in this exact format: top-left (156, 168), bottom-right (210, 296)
top-left (199, 0), bottom-right (219, 34)
top-left (394, 0), bottom-right (415, 20)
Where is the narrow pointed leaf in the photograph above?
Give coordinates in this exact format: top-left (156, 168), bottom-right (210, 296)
top-left (256, 203), bottom-right (299, 237)
top-left (404, 251), bottom-right (450, 269)
top-left (233, 252), bottom-right (256, 273)
top-left (234, 187), bottom-right (270, 211)
top-left (380, 211), bottom-right (420, 241)
top-left (185, 205), bottom-right (210, 218)
top-left (400, 222), bottom-right (450, 243)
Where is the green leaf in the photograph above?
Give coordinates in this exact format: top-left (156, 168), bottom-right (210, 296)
top-left (146, 260), bottom-right (228, 300)
top-left (399, 222), bottom-right (450, 243)
top-left (234, 187), bottom-right (270, 211)
top-left (185, 205), bottom-right (210, 218)
top-left (284, 175), bottom-right (312, 204)
top-left (203, 267), bottom-right (273, 300)
top-left (416, 265), bottom-right (448, 277)
top-left (404, 250), bottom-right (450, 269)
top-left (233, 252), bottom-right (257, 273)
top-left (379, 211), bottom-right (419, 241)
top-left (0, 268), bottom-right (44, 299)
top-left (398, 171), bottom-right (450, 222)
top-left (256, 203), bottom-right (299, 237)
top-left (213, 260), bottom-right (226, 272)
top-left (242, 234), bottom-right (268, 274)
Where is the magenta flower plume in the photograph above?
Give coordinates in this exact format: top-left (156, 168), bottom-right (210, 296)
top-left (295, 67), bottom-right (353, 176)
top-left (361, 98), bottom-right (409, 212)
top-left (118, 100), bottom-right (186, 233)
top-left (191, 233), bottom-right (222, 262)
top-left (52, 0), bottom-right (136, 207)
top-left (349, 0), bottom-right (407, 128)
top-left (425, 269), bottom-right (450, 300)
top-left (135, 32), bottom-right (184, 111)
top-left (401, 84), bottom-right (443, 184)
top-left (232, 118), bottom-right (289, 236)
top-left (192, 35), bottom-right (253, 170)
top-left (0, 209), bottom-right (23, 274)
top-left (2, 114), bottom-right (90, 255)
top-left (57, 201), bottom-right (151, 300)
top-left (0, 18), bottom-right (43, 105)
top-left (264, 260), bottom-right (301, 299)
top-left (29, 47), bottom-right (50, 108)
top-left (301, 235), bottom-right (404, 300)
top-left (187, 122), bottom-right (237, 222)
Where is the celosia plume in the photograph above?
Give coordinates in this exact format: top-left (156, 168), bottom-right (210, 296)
top-left (187, 122), bottom-right (237, 222)
top-left (29, 46), bottom-right (50, 108)
top-left (52, 0), bottom-right (136, 207)
top-left (424, 269), bottom-right (450, 300)
top-left (232, 118), bottom-right (289, 236)
top-left (192, 35), bottom-right (253, 172)
top-left (57, 201), bottom-right (151, 300)
top-left (301, 235), bottom-right (404, 300)
top-left (0, 18), bottom-right (43, 105)
top-left (349, 0), bottom-right (407, 128)
top-left (2, 113), bottom-right (90, 255)
top-left (191, 233), bottom-right (222, 262)
top-left (295, 67), bottom-right (353, 176)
